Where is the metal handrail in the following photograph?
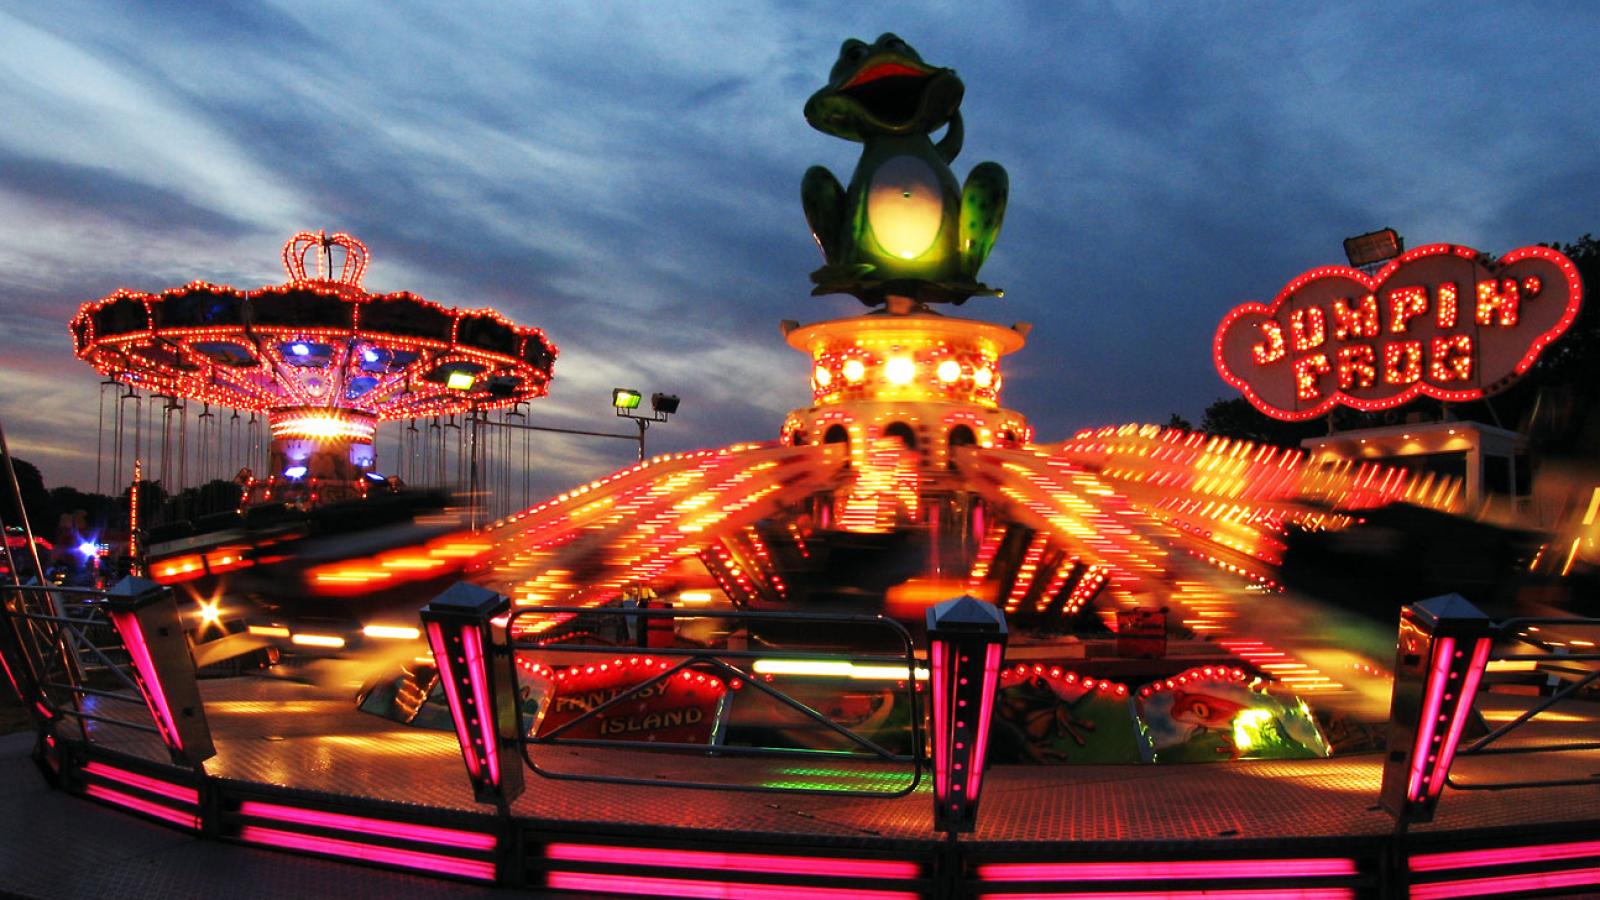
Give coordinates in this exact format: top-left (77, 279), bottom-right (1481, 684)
top-left (506, 605), bottom-right (924, 798)
top-left (1447, 615), bottom-right (1600, 791)
top-left (0, 583), bottom-right (158, 744)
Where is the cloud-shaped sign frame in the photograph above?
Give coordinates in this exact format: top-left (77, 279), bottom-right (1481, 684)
top-left (1214, 243), bottom-right (1583, 422)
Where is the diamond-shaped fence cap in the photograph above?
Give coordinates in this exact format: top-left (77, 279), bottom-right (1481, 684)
top-left (1409, 593), bottom-right (1492, 633)
top-left (927, 594), bottom-right (1007, 637)
top-left (422, 581), bottom-right (509, 622)
top-left (104, 575), bottom-right (167, 611)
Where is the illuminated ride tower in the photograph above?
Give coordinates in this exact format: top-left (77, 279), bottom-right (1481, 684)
top-left (70, 231), bottom-right (558, 508)
top-left (463, 33), bottom-right (1459, 695)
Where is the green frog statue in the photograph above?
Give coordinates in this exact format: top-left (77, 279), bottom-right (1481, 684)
top-left (802, 33), bottom-right (1008, 308)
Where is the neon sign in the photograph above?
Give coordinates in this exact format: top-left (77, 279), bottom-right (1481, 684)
top-left (1214, 244), bottom-right (1582, 421)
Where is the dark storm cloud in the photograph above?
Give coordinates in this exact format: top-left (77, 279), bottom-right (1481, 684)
top-left (2, 1), bottom-right (1598, 496)
top-left (0, 151), bottom-right (252, 238)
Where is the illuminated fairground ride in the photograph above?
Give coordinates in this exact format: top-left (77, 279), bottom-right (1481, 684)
top-left (10, 34), bottom-right (1600, 900)
top-left (64, 232), bottom-right (558, 660)
top-left (70, 231), bottom-right (558, 510)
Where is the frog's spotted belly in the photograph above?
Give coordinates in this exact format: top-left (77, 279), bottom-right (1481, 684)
top-left (866, 154), bottom-right (944, 260)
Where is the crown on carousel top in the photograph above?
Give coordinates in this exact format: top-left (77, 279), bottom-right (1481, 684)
top-left (282, 230), bottom-right (370, 289)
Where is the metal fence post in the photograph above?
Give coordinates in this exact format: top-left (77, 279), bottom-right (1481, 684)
top-left (104, 575), bottom-right (216, 767)
top-left (1378, 593), bottom-right (1493, 824)
top-left (926, 594), bottom-right (1007, 835)
top-left (421, 582), bottom-right (525, 811)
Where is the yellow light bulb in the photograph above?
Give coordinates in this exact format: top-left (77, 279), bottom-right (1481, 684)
top-left (974, 367), bottom-right (994, 388)
top-left (842, 359), bottom-right (866, 383)
top-left (936, 360), bottom-right (962, 383)
top-left (814, 365), bottom-right (832, 387)
top-left (885, 357), bottom-right (916, 385)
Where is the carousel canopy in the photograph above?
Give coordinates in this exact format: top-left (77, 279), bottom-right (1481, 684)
top-left (69, 231), bottom-right (557, 421)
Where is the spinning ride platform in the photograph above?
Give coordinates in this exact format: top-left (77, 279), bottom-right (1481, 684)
top-left (5, 665), bottom-right (1600, 899)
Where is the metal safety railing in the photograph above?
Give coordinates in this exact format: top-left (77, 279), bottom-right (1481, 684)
top-left (1, 583), bottom-right (161, 740)
top-left (1447, 614), bottom-right (1600, 791)
top-left (505, 605), bottom-right (924, 798)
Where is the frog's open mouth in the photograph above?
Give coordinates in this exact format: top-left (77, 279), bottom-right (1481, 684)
top-left (840, 60), bottom-right (935, 127)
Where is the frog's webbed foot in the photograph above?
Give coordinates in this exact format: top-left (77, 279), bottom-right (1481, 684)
top-left (960, 161), bottom-right (1009, 276)
top-left (802, 165), bottom-right (848, 265)
top-left (924, 278), bottom-right (1002, 306)
top-left (809, 262), bottom-right (876, 290)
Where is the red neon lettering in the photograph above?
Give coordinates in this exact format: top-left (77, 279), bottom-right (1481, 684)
top-left (1289, 307), bottom-right (1326, 351)
top-left (1294, 354), bottom-right (1330, 401)
top-left (1429, 335), bottom-right (1473, 382)
top-left (1476, 278), bottom-right (1520, 326)
top-left (1332, 294), bottom-right (1379, 340)
top-left (1383, 341), bottom-right (1422, 385)
top-left (1336, 345), bottom-right (1376, 390)
top-left (1387, 286), bottom-right (1428, 333)
top-left (1251, 321), bottom-right (1286, 365)
top-left (1436, 282), bottom-right (1458, 328)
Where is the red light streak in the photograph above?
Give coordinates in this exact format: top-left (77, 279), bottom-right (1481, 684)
top-left (84, 784), bottom-right (198, 830)
top-left (978, 857), bottom-right (1357, 881)
top-left (1407, 636), bottom-right (1455, 803)
top-left (108, 610), bottom-right (183, 752)
top-left (546, 871), bottom-right (917, 900)
top-left (1408, 867), bottom-right (1600, 900)
top-left (1411, 838), bottom-right (1600, 872)
top-left (1425, 636), bottom-right (1491, 799)
top-left (239, 801), bottom-right (497, 850)
top-left (83, 762), bottom-right (198, 806)
top-left (238, 825), bottom-right (495, 881)
top-left (425, 621), bottom-right (480, 780)
top-left (545, 843), bottom-right (918, 879)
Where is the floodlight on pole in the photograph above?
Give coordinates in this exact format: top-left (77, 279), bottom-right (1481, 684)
top-left (612, 387), bottom-right (681, 462)
top-left (1344, 227), bottom-right (1404, 271)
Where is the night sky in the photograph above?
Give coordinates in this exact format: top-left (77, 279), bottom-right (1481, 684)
top-left (3, 2), bottom-right (1598, 501)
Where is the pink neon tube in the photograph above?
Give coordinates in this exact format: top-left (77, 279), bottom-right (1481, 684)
top-left (546, 843), bottom-right (918, 879)
top-left (425, 621), bottom-right (481, 780)
top-left (1426, 636), bottom-right (1491, 799)
top-left (1406, 636), bottom-right (1455, 802)
top-left (84, 761), bottom-right (198, 806)
top-left (930, 639), bottom-right (950, 799)
top-left (1411, 838), bottom-right (1600, 872)
top-left (462, 624), bottom-right (500, 787)
top-left (109, 610), bottom-right (184, 751)
top-left (85, 783), bottom-right (199, 830)
top-left (965, 642), bottom-right (1004, 803)
top-left (238, 825), bottom-right (495, 881)
top-left (1409, 866), bottom-right (1600, 900)
top-left (979, 857), bottom-right (1358, 881)
top-left (966, 883), bottom-right (1356, 890)
top-left (0, 642), bottom-right (25, 702)
top-left (546, 871), bottom-right (918, 900)
top-left (239, 800), bottom-right (497, 851)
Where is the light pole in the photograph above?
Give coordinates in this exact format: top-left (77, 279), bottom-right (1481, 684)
top-left (612, 389), bottom-right (681, 462)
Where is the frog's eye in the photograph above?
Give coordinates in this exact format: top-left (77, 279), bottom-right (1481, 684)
top-left (844, 41), bottom-right (868, 61)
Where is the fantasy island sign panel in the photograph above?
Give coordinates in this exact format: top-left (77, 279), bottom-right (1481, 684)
top-left (1214, 244), bottom-right (1582, 421)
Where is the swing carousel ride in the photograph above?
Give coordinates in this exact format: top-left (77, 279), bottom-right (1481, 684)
top-left (67, 231), bottom-right (558, 658)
